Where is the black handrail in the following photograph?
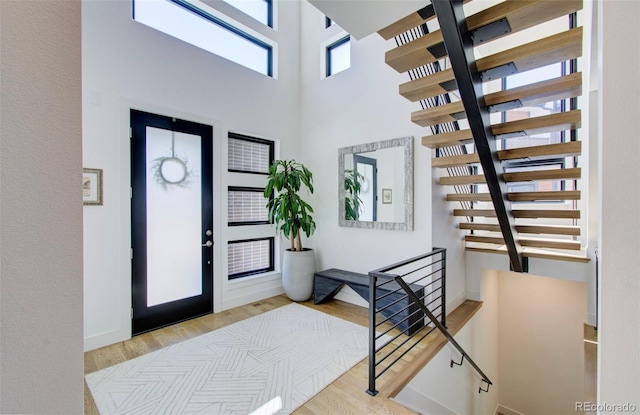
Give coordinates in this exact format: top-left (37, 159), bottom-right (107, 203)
top-left (395, 277), bottom-right (493, 394)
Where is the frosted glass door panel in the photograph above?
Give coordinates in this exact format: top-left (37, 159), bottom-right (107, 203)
top-left (145, 127), bottom-right (202, 307)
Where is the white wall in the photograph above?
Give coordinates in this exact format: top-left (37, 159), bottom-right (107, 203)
top-left (598, 0), bottom-right (640, 407)
top-left (82, 0), bottom-right (301, 350)
top-left (0, 1), bottom-right (84, 412)
top-left (497, 270), bottom-right (586, 415)
top-left (299, 2), bottom-right (463, 308)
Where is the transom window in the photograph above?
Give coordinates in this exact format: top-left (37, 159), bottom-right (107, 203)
top-left (133, 0), bottom-right (274, 76)
top-left (221, 0), bottom-right (272, 27)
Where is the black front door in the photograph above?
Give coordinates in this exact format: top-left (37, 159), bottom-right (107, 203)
top-left (130, 109), bottom-right (213, 335)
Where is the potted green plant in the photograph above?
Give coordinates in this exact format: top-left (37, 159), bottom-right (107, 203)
top-left (264, 159), bottom-right (316, 301)
top-left (344, 169), bottom-right (364, 220)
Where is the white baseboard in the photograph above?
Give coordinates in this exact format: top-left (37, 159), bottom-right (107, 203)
top-left (466, 289), bottom-right (482, 302)
top-left (221, 286), bottom-right (285, 311)
top-left (447, 292), bottom-right (465, 315)
top-left (84, 328), bottom-right (130, 352)
top-left (393, 384), bottom-right (457, 415)
top-left (496, 404), bottom-right (527, 415)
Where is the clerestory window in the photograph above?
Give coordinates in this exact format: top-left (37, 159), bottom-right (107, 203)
top-left (133, 0), bottom-right (274, 76)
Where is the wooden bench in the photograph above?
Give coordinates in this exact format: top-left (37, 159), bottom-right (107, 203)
top-left (313, 268), bottom-right (425, 336)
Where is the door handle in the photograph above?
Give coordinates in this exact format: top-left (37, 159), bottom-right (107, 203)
top-left (202, 240), bottom-right (213, 248)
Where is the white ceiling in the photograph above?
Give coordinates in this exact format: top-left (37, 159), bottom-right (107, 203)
top-left (307, 0), bottom-right (428, 40)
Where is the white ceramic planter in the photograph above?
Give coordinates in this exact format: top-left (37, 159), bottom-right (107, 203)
top-left (282, 249), bottom-right (315, 301)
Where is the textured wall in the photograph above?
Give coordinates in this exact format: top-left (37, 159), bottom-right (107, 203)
top-left (0, 0), bottom-right (84, 413)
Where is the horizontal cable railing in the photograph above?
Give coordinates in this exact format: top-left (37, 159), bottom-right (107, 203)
top-left (367, 247), bottom-right (492, 396)
top-left (367, 248), bottom-right (447, 395)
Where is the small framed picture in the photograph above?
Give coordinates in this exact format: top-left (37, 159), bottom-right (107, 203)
top-left (83, 168), bottom-right (103, 206)
top-left (382, 188), bottom-right (392, 204)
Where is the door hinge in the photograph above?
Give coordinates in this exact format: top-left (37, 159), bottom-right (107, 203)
top-left (130, 308), bottom-right (134, 319)
top-left (130, 187), bottom-right (133, 199)
top-left (129, 127), bottom-right (133, 139)
top-left (130, 248), bottom-right (133, 259)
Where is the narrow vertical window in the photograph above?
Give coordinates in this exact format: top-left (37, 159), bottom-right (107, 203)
top-left (326, 36), bottom-right (350, 76)
top-left (227, 132), bottom-right (275, 280)
top-left (325, 16), bottom-right (334, 28)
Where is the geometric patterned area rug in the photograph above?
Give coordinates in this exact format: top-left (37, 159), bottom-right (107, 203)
top-left (86, 303), bottom-right (370, 415)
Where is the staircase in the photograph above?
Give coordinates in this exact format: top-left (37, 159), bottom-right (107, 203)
top-left (379, 0), bottom-right (590, 269)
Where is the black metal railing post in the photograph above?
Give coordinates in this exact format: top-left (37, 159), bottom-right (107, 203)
top-left (367, 248), bottom-right (449, 394)
top-left (441, 249), bottom-right (447, 327)
top-left (367, 272), bottom-right (378, 396)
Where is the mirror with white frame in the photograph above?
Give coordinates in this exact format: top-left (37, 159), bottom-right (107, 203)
top-left (338, 136), bottom-right (413, 231)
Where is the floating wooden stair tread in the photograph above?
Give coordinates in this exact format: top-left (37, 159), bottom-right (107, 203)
top-left (399, 69), bottom-right (455, 103)
top-left (465, 246), bottom-right (590, 263)
top-left (447, 190), bottom-right (580, 202)
top-left (377, 7), bottom-right (435, 40)
top-left (401, 27), bottom-right (583, 101)
top-left (512, 209), bottom-right (581, 219)
top-left (406, 71), bottom-right (582, 106)
top-left (476, 27), bottom-right (583, 80)
top-left (484, 72), bottom-right (583, 112)
top-left (465, 235), bottom-right (581, 250)
top-left (440, 174), bottom-right (486, 185)
top-left (453, 209), bottom-right (581, 219)
top-left (466, 0), bottom-right (583, 44)
top-left (459, 222), bottom-right (502, 232)
top-left (385, 0), bottom-right (582, 73)
top-left (503, 167), bottom-right (581, 182)
top-left (422, 129), bottom-right (474, 149)
top-left (411, 73), bottom-right (582, 125)
top-left (454, 209), bottom-right (496, 217)
top-left (434, 141), bottom-right (581, 168)
top-left (522, 248), bottom-right (590, 263)
top-left (433, 153), bottom-right (479, 168)
top-left (412, 101), bottom-right (465, 127)
top-left (459, 222), bottom-right (581, 236)
top-left (492, 110), bottom-right (581, 138)
top-left (385, 31), bottom-right (445, 73)
top-left (447, 193), bottom-right (492, 202)
top-left (517, 224), bottom-right (581, 236)
top-left (508, 190), bottom-right (580, 201)
top-left (412, 74), bottom-right (582, 124)
top-left (497, 141), bottom-right (582, 161)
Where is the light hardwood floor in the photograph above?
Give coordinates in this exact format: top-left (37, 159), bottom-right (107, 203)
top-left (85, 294), bottom-right (482, 415)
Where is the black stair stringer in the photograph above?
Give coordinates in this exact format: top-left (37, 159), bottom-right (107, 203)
top-left (432, 0), bottom-right (525, 272)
